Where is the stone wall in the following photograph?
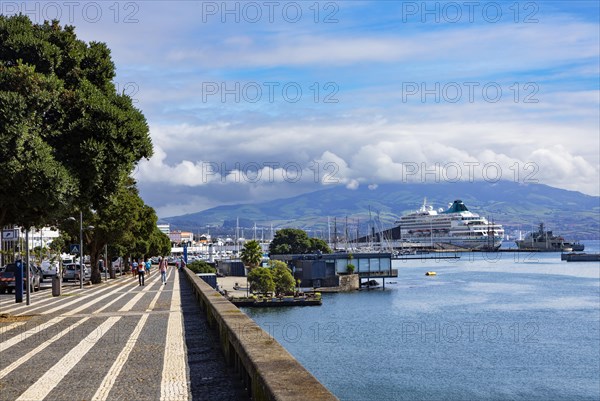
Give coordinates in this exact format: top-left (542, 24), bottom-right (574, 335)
top-left (338, 274), bottom-right (359, 292)
top-left (183, 267), bottom-right (339, 401)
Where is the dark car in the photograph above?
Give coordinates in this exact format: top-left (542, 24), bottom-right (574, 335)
top-left (0, 263), bottom-right (42, 293)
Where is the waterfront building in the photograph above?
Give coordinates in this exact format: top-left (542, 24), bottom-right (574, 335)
top-left (271, 252), bottom-right (396, 288)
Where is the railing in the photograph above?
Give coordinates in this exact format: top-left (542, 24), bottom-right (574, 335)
top-left (356, 269), bottom-right (398, 278)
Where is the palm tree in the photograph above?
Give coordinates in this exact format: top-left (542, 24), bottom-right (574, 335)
top-left (240, 240), bottom-right (262, 269)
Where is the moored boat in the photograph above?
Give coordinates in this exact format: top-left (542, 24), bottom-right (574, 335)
top-left (515, 223), bottom-right (584, 252)
top-left (562, 253), bottom-right (600, 262)
top-left (395, 199), bottom-right (504, 251)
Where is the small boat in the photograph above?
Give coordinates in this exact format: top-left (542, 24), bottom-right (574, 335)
top-left (425, 271), bottom-right (437, 276)
top-left (562, 253), bottom-right (600, 262)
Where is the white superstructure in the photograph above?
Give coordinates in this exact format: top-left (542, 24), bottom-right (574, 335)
top-left (396, 199), bottom-right (504, 250)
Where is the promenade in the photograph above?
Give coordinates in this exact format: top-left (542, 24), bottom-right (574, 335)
top-left (0, 268), bottom-right (249, 401)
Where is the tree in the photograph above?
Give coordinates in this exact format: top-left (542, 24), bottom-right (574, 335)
top-left (309, 237), bottom-right (332, 254)
top-left (270, 260), bottom-right (295, 296)
top-left (0, 15), bottom-right (152, 229)
top-left (247, 267), bottom-right (275, 295)
top-left (269, 228), bottom-right (332, 255)
top-left (0, 63), bottom-right (75, 228)
top-left (240, 240), bottom-right (262, 269)
top-left (57, 178), bottom-right (162, 284)
top-left (188, 260), bottom-right (216, 274)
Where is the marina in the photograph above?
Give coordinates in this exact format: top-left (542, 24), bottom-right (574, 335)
top-left (243, 240), bottom-right (600, 401)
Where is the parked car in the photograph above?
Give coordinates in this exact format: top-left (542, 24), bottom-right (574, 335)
top-left (26, 265), bottom-right (42, 292)
top-left (41, 260), bottom-right (60, 279)
top-left (0, 263), bottom-right (42, 293)
top-left (0, 264), bottom-right (17, 293)
top-left (62, 263), bottom-right (91, 282)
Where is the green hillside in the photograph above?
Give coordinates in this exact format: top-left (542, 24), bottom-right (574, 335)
top-left (164, 181), bottom-right (600, 239)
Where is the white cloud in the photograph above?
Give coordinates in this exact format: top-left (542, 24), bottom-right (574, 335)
top-left (346, 179), bottom-right (360, 190)
top-left (137, 114), bottom-right (600, 201)
top-left (44, 1), bottom-right (597, 214)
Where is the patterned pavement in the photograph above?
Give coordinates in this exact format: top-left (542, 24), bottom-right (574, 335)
top-left (0, 268), bottom-right (249, 401)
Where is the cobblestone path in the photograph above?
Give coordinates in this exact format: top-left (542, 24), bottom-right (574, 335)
top-left (0, 268), bottom-right (249, 401)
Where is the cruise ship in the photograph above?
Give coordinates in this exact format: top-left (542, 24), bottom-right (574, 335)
top-left (395, 199), bottom-right (504, 250)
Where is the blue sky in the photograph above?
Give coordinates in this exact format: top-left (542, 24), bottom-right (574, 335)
top-left (4, 1), bottom-right (598, 217)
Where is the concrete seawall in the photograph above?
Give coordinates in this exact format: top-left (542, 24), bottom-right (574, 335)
top-left (183, 268), bottom-right (339, 401)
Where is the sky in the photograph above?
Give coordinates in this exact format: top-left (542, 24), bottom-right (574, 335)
top-left (5, 1), bottom-right (599, 217)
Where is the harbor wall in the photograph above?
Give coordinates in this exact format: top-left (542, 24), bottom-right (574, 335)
top-left (182, 267), bottom-right (339, 401)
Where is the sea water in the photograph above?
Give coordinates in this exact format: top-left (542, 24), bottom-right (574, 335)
top-left (243, 241), bottom-right (600, 401)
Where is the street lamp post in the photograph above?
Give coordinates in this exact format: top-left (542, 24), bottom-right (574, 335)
top-left (79, 210), bottom-right (83, 289)
top-left (68, 212), bottom-right (93, 289)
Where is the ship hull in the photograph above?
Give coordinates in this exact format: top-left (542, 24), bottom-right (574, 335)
top-left (404, 236), bottom-right (503, 251)
top-left (515, 240), bottom-right (584, 252)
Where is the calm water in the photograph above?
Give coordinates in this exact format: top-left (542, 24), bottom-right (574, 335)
top-left (243, 241), bottom-right (600, 401)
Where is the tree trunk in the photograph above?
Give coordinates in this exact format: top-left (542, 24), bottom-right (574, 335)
top-left (88, 238), bottom-right (105, 285)
top-left (90, 250), bottom-right (102, 284)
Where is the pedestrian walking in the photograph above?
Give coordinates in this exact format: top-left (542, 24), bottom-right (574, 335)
top-left (159, 257), bottom-right (167, 285)
top-left (175, 258), bottom-right (180, 270)
top-left (138, 259), bottom-right (145, 286)
top-left (131, 259), bottom-right (138, 278)
top-left (145, 258), bottom-right (151, 276)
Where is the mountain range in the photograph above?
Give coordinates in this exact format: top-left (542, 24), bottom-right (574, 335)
top-left (163, 181), bottom-right (600, 240)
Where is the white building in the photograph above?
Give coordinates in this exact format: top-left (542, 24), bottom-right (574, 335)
top-left (157, 223), bottom-right (170, 236)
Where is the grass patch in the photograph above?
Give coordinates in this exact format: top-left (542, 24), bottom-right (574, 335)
top-left (0, 313), bottom-right (35, 322)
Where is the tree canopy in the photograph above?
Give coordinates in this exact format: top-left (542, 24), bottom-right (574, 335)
top-left (268, 228), bottom-right (332, 255)
top-left (247, 267), bottom-right (275, 295)
top-left (270, 260), bottom-right (295, 296)
top-left (188, 260), bottom-right (216, 274)
top-left (0, 15), bottom-right (152, 228)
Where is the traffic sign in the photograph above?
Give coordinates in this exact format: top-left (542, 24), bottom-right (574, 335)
top-left (2, 229), bottom-right (19, 240)
top-left (70, 244), bottom-right (81, 254)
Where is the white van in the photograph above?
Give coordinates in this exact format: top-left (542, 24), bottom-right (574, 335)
top-left (111, 257), bottom-right (123, 272)
top-left (41, 260), bottom-right (59, 278)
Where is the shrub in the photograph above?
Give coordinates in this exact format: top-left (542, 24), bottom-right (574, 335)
top-left (188, 260), bottom-right (216, 274)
